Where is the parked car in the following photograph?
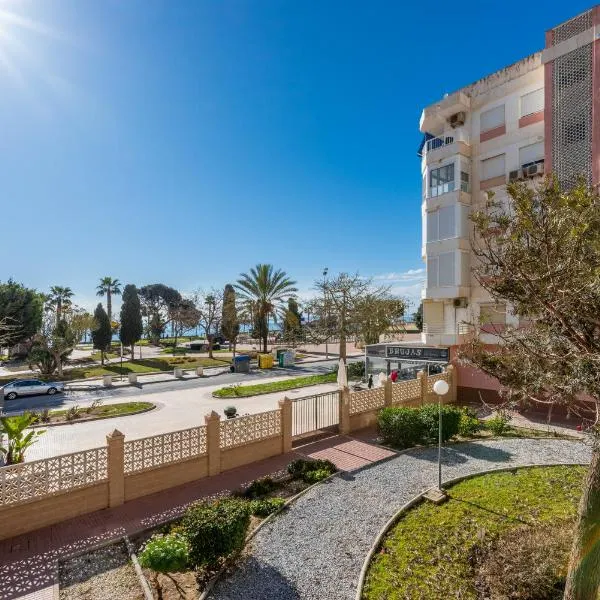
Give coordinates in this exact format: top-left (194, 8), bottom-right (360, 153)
top-left (2, 379), bottom-right (65, 400)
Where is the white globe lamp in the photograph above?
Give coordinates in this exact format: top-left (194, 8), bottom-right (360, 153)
top-left (433, 379), bottom-right (449, 396)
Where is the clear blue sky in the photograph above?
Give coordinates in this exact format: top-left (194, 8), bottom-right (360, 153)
top-left (0, 0), bottom-right (590, 312)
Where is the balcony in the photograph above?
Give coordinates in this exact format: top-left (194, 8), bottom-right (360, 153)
top-left (420, 91), bottom-right (471, 133)
top-left (423, 131), bottom-right (471, 165)
top-left (422, 322), bottom-right (473, 346)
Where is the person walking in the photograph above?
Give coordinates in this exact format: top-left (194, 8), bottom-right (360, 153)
top-left (368, 374), bottom-right (373, 389)
top-left (390, 369), bottom-right (398, 383)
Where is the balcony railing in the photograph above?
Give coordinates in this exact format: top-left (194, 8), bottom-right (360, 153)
top-left (422, 322), bottom-right (473, 336)
top-left (423, 130), bottom-right (470, 156)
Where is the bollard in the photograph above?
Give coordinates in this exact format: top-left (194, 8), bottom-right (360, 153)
top-left (174, 367), bottom-right (184, 378)
top-left (128, 373), bottom-right (138, 384)
top-left (196, 366), bottom-right (204, 377)
top-left (103, 375), bottom-right (113, 387)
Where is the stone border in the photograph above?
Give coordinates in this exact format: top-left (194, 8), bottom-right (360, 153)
top-left (211, 377), bottom-right (338, 399)
top-left (353, 461), bottom-right (589, 600)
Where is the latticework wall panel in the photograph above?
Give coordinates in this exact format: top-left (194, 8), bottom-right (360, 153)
top-left (553, 10), bottom-right (592, 45)
top-left (392, 378), bottom-right (421, 404)
top-left (220, 410), bottom-right (281, 449)
top-left (0, 447), bottom-right (107, 506)
top-left (349, 388), bottom-right (385, 415)
top-left (124, 426), bottom-right (207, 474)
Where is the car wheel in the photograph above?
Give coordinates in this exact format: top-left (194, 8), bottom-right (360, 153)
top-left (6, 392), bottom-right (17, 400)
top-left (47, 387), bottom-right (57, 395)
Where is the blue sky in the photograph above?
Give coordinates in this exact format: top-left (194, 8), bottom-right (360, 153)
top-left (0, 0), bottom-right (591, 313)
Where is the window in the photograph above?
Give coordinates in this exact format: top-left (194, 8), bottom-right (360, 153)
top-left (460, 171), bottom-right (470, 193)
top-left (427, 252), bottom-right (455, 287)
top-left (520, 88), bottom-right (544, 117)
top-left (429, 163), bottom-right (455, 197)
top-left (479, 303), bottom-right (506, 326)
top-left (519, 142), bottom-right (544, 167)
top-left (427, 206), bottom-right (455, 242)
top-left (481, 154), bottom-right (506, 181)
top-left (480, 105), bottom-right (505, 132)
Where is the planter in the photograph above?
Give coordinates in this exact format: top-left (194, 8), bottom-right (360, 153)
top-left (174, 368), bottom-right (184, 378)
top-left (224, 406), bottom-right (237, 419)
top-left (128, 373), bottom-right (138, 384)
top-left (102, 375), bottom-right (113, 387)
top-left (196, 366), bottom-right (204, 377)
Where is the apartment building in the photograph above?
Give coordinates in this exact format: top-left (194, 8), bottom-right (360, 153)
top-left (418, 6), bottom-right (600, 400)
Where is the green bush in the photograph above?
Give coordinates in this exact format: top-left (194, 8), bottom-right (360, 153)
top-left (486, 412), bottom-right (511, 436)
top-left (378, 406), bottom-right (425, 449)
top-left (249, 497), bottom-right (286, 517)
top-left (182, 498), bottom-right (250, 567)
top-left (378, 405), bottom-right (462, 448)
top-left (303, 469), bottom-right (333, 484)
top-left (138, 533), bottom-right (189, 573)
top-left (243, 476), bottom-right (277, 499)
top-left (458, 409), bottom-right (482, 437)
top-left (287, 458), bottom-right (337, 482)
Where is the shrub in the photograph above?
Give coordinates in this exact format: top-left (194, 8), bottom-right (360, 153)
top-left (378, 405), bottom-right (462, 448)
top-left (243, 476), bottom-right (277, 499)
top-left (486, 412), bottom-right (511, 436)
top-left (302, 468), bottom-right (333, 484)
top-left (287, 458), bottom-right (337, 481)
top-left (458, 408), bottom-right (482, 437)
top-left (65, 406), bottom-right (80, 421)
top-left (182, 498), bottom-right (250, 567)
top-left (249, 497), bottom-right (286, 517)
top-left (378, 406), bottom-right (425, 449)
top-left (138, 533), bottom-right (189, 574)
top-left (476, 522), bottom-right (571, 599)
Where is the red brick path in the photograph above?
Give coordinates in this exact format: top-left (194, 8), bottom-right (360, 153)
top-left (0, 435), bottom-right (394, 600)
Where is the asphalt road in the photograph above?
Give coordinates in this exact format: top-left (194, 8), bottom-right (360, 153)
top-left (2, 358), bottom-right (357, 414)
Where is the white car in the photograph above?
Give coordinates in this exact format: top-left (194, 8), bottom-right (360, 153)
top-left (2, 379), bottom-right (65, 400)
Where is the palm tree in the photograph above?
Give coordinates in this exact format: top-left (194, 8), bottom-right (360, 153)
top-left (96, 277), bottom-right (122, 324)
top-left (48, 286), bottom-right (74, 325)
top-left (235, 264), bottom-right (297, 352)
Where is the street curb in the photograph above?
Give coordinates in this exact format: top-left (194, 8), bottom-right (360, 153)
top-left (353, 461), bottom-right (590, 600)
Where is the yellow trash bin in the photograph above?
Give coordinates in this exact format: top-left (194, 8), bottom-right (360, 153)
top-left (258, 353), bottom-right (274, 369)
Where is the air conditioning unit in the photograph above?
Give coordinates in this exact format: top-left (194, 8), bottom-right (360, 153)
top-left (522, 161), bottom-right (545, 178)
top-left (449, 111), bottom-right (466, 128)
top-left (453, 297), bottom-right (468, 309)
top-left (508, 170), bottom-right (520, 182)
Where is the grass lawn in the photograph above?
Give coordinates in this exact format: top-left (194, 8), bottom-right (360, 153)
top-left (34, 401), bottom-right (154, 424)
top-left (213, 372), bottom-right (337, 398)
top-left (363, 466), bottom-right (586, 600)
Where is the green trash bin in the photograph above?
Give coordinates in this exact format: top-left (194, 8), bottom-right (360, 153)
top-left (278, 353), bottom-right (285, 367)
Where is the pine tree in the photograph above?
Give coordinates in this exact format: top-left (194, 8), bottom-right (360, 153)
top-left (91, 303), bottom-right (112, 365)
top-left (119, 285), bottom-right (143, 358)
top-left (221, 284), bottom-right (240, 356)
top-left (283, 297), bottom-right (302, 345)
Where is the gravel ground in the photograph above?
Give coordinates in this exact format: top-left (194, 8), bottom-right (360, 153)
top-left (59, 541), bottom-right (144, 600)
top-left (208, 439), bottom-right (591, 600)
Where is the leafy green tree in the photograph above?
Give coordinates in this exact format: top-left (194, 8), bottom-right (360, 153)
top-left (119, 284), bottom-right (143, 357)
top-left (96, 277), bottom-right (122, 324)
top-left (28, 319), bottom-right (78, 376)
top-left (282, 298), bottom-right (303, 346)
top-left (91, 303), bottom-right (112, 365)
top-left (48, 286), bottom-right (74, 325)
top-left (138, 284), bottom-right (182, 344)
top-left (221, 284), bottom-right (240, 355)
top-left (235, 264), bottom-right (297, 353)
top-left (460, 178), bottom-right (600, 600)
top-left (413, 302), bottom-right (423, 332)
top-left (0, 280), bottom-right (44, 351)
top-left (0, 413), bottom-right (44, 464)
top-left (171, 298), bottom-right (201, 348)
top-left (354, 293), bottom-right (406, 345)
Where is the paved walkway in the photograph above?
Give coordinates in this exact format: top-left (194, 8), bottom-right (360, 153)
top-left (208, 439), bottom-right (590, 600)
top-left (0, 435), bottom-right (392, 600)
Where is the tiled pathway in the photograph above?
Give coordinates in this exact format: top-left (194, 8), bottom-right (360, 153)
top-left (0, 435), bottom-right (394, 600)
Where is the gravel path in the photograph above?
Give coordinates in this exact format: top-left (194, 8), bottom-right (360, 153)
top-left (209, 439), bottom-right (591, 600)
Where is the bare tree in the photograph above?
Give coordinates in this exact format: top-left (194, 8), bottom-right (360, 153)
top-left (192, 289), bottom-right (224, 359)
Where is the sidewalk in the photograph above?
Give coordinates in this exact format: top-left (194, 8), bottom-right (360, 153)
top-left (0, 434), bottom-right (395, 600)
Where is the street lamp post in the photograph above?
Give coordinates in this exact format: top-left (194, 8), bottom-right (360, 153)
top-left (322, 267), bottom-right (329, 360)
top-left (433, 378), bottom-right (450, 492)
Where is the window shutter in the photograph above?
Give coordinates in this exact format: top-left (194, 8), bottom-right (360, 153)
top-left (427, 257), bottom-right (439, 287)
top-left (481, 154), bottom-right (506, 180)
top-left (427, 211), bottom-right (438, 243)
top-left (519, 142), bottom-right (544, 166)
top-left (438, 252), bottom-right (455, 286)
top-left (480, 105), bottom-right (505, 132)
top-left (438, 206), bottom-right (455, 240)
top-left (520, 88), bottom-right (544, 116)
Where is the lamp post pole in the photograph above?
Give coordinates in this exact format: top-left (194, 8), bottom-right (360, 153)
top-left (322, 267), bottom-right (329, 360)
top-left (433, 377), bottom-right (450, 493)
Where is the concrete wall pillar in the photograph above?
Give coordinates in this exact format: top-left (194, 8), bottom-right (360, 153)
top-left (339, 386), bottom-right (351, 435)
top-left (106, 429), bottom-right (125, 507)
top-left (278, 397), bottom-right (293, 453)
top-left (384, 379), bottom-right (393, 406)
top-left (446, 364), bottom-right (457, 404)
top-left (417, 370), bottom-right (427, 405)
top-left (205, 411), bottom-right (221, 476)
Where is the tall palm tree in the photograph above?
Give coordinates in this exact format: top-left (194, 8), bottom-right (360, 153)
top-left (235, 264), bottom-right (297, 352)
top-left (48, 286), bottom-right (74, 325)
top-left (96, 277), bottom-right (122, 324)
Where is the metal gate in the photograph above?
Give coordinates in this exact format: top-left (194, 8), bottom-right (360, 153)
top-left (292, 390), bottom-right (340, 437)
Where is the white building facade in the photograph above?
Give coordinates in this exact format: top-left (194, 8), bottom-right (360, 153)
top-left (418, 7), bottom-right (600, 400)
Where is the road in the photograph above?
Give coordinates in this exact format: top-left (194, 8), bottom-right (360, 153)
top-left (3, 358), bottom-right (356, 461)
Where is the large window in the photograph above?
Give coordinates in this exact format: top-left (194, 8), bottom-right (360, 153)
top-left (427, 252), bottom-right (455, 287)
top-left (479, 303), bottom-right (506, 327)
top-left (426, 206), bottom-right (455, 242)
top-left (520, 88), bottom-right (544, 117)
top-left (480, 105), bottom-right (505, 132)
top-left (481, 154), bottom-right (506, 181)
top-left (519, 142), bottom-right (544, 167)
top-left (429, 163), bottom-right (455, 197)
